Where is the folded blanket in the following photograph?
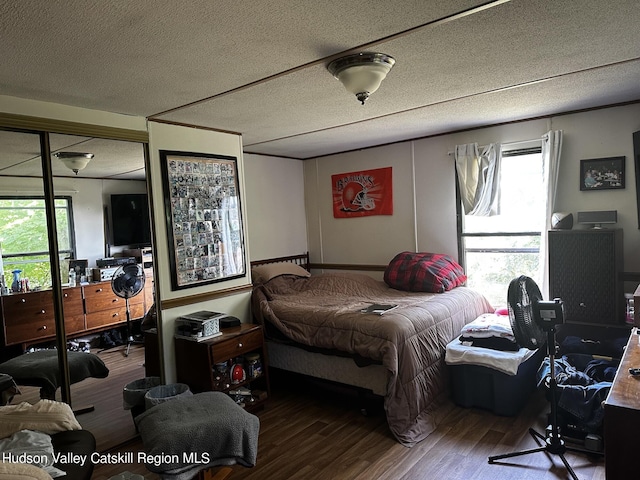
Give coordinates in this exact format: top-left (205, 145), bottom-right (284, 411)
top-left (459, 313), bottom-right (515, 341)
top-left (135, 392), bottom-right (259, 480)
top-left (445, 338), bottom-right (537, 375)
top-left (0, 351), bottom-right (109, 398)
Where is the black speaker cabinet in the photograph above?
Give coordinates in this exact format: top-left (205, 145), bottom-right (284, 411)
top-left (548, 229), bottom-right (624, 325)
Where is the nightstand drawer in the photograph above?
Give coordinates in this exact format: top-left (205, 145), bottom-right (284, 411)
top-left (212, 328), bottom-right (263, 363)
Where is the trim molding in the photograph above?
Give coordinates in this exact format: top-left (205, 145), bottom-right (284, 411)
top-left (0, 112), bottom-right (149, 143)
top-left (148, 118), bottom-right (241, 137)
top-left (160, 283), bottom-right (252, 310)
top-left (309, 262), bottom-right (387, 272)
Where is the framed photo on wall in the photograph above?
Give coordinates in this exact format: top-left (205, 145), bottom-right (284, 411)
top-left (159, 150), bottom-right (246, 290)
top-left (580, 156), bottom-right (625, 191)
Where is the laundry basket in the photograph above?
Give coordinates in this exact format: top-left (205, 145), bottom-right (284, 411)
top-left (144, 383), bottom-right (192, 410)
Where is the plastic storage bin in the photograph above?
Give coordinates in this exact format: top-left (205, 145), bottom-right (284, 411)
top-left (144, 383), bottom-right (192, 410)
top-left (449, 348), bottom-right (544, 416)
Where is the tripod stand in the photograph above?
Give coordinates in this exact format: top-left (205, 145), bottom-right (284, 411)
top-left (122, 295), bottom-right (143, 356)
top-left (488, 324), bottom-right (595, 480)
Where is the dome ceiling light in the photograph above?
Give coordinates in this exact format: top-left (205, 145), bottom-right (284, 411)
top-left (327, 52), bottom-right (395, 105)
top-left (54, 152), bottom-right (94, 175)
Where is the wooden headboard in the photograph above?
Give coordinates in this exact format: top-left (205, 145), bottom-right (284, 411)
top-left (250, 252), bottom-right (310, 272)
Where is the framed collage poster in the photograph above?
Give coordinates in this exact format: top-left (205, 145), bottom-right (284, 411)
top-left (159, 150), bottom-right (246, 290)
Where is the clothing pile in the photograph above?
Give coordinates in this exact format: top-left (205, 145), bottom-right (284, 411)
top-left (537, 332), bottom-right (625, 444)
top-left (459, 312), bottom-right (519, 351)
top-left (538, 353), bottom-right (618, 435)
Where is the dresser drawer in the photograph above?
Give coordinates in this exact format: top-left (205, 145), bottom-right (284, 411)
top-left (85, 302), bottom-right (144, 329)
top-left (212, 328), bottom-right (263, 363)
top-left (62, 286), bottom-right (84, 316)
top-left (3, 290), bottom-right (52, 316)
top-left (4, 313), bottom-right (56, 345)
top-left (86, 308), bottom-right (127, 329)
top-left (84, 283), bottom-right (123, 313)
top-left (65, 314), bottom-right (86, 335)
top-left (84, 282), bottom-right (143, 314)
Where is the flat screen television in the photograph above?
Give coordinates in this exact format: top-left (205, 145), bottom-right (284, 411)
top-left (110, 193), bottom-right (151, 247)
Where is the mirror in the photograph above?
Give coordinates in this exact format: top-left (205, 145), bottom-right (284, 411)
top-left (0, 128), bottom-right (158, 451)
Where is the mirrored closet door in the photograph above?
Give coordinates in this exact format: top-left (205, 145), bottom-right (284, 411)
top-left (0, 127), bottom-right (158, 451)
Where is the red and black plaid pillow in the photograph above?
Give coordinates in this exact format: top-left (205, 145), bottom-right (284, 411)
top-left (384, 251), bottom-right (467, 293)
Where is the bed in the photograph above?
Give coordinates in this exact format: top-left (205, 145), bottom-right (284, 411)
top-left (250, 253), bottom-right (494, 447)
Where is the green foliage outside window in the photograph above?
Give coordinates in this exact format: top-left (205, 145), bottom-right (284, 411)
top-left (0, 197), bottom-right (73, 290)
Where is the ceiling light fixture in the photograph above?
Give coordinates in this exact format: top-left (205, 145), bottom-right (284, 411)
top-left (54, 152), bottom-right (94, 175)
top-left (327, 52), bottom-right (395, 105)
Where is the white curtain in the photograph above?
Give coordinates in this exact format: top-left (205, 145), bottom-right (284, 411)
top-left (454, 143), bottom-right (502, 216)
top-left (539, 130), bottom-right (563, 298)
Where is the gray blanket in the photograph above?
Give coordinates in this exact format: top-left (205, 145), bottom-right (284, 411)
top-left (135, 391), bottom-right (259, 480)
top-left (0, 350), bottom-right (109, 398)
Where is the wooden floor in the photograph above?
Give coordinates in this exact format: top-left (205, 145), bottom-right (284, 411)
top-left (91, 370), bottom-right (606, 480)
top-left (14, 344), bottom-right (147, 452)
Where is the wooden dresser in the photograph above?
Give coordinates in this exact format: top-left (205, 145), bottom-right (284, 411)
top-left (0, 278), bottom-right (152, 348)
top-left (604, 328), bottom-right (640, 479)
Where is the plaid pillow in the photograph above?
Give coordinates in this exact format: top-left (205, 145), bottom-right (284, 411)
top-left (384, 251), bottom-right (467, 293)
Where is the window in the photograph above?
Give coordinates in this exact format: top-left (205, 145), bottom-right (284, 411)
top-left (458, 146), bottom-right (544, 307)
top-left (0, 196), bottom-right (75, 290)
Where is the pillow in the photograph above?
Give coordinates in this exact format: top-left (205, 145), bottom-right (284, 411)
top-left (0, 400), bottom-right (82, 440)
top-left (384, 251), bottom-right (467, 293)
top-left (251, 263), bottom-right (310, 284)
top-left (0, 463), bottom-right (53, 480)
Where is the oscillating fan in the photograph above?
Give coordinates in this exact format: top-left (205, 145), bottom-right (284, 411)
top-left (111, 262), bottom-right (145, 357)
top-left (488, 276), bottom-right (597, 480)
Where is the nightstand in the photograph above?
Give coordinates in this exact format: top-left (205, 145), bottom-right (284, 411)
top-left (174, 323), bottom-right (269, 412)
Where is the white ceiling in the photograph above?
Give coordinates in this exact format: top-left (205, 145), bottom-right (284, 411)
top-left (1, 0), bottom-right (639, 180)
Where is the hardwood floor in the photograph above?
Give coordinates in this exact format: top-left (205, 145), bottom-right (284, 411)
top-left (92, 370), bottom-right (607, 480)
top-left (13, 344), bottom-right (147, 452)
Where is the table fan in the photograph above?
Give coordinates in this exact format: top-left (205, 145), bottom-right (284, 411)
top-left (111, 262), bottom-right (145, 357)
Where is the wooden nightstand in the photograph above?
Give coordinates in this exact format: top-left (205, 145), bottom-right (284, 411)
top-left (174, 323), bottom-right (269, 412)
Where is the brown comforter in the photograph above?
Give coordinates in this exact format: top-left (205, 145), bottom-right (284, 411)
top-left (252, 272), bottom-right (493, 447)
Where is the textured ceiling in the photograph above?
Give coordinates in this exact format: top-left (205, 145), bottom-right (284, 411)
top-left (1, 0), bottom-right (639, 180)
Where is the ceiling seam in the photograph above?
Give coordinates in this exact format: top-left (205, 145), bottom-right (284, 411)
top-left (279, 98), bottom-right (640, 161)
top-left (147, 0), bottom-right (513, 120)
top-left (243, 56), bottom-right (640, 149)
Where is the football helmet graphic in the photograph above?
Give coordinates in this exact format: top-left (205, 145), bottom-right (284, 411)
top-left (341, 181), bottom-right (375, 211)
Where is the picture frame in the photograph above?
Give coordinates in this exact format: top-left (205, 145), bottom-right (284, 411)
top-left (159, 150), bottom-right (246, 290)
top-left (580, 156), bottom-right (625, 191)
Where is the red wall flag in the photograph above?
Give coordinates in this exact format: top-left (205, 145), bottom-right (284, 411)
top-left (332, 167), bottom-right (393, 218)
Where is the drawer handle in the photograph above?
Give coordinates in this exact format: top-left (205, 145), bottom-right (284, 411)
top-left (21, 298), bottom-right (26, 303)
top-left (238, 342), bottom-right (243, 348)
top-left (97, 288), bottom-right (103, 292)
top-left (64, 293), bottom-right (68, 298)
top-left (38, 325), bottom-right (47, 331)
top-left (579, 302), bottom-right (586, 308)
top-left (40, 309), bottom-right (46, 314)
top-left (113, 312), bottom-right (119, 317)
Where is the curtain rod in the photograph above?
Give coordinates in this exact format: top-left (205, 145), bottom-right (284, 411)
top-left (447, 138), bottom-right (542, 156)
